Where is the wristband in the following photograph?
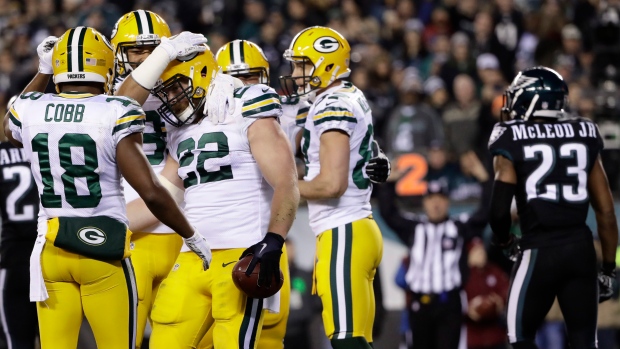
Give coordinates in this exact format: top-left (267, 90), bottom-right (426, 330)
top-left (158, 174), bottom-right (184, 204)
top-left (130, 46), bottom-right (171, 90)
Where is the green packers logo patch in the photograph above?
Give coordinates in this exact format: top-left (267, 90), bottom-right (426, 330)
top-left (78, 227), bottom-right (107, 246)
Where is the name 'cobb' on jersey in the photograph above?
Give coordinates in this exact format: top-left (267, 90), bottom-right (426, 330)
top-left (488, 117), bottom-right (604, 247)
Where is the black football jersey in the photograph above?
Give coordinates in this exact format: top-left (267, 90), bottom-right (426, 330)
top-left (488, 118), bottom-right (603, 246)
top-left (0, 142), bottom-right (39, 266)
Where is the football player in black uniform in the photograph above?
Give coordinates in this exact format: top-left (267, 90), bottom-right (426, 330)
top-left (488, 66), bottom-right (618, 349)
top-left (0, 96), bottom-right (39, 348)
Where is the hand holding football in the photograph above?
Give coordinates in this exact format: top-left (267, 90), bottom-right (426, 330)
top-left (232, 254), bottom-right (283, 299)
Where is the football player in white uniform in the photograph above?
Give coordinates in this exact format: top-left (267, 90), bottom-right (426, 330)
top-left (123, 47), bottom-right (299, 348)
top-left (110, 11), bottom-right (183, 347)
top-left (2, 26), bottom-right (211, 349)
top-left (280, 26), bottom-right (384, 349)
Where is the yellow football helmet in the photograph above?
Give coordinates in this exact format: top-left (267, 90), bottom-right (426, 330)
top-left (110, 10), bottom-right (171, 77)
top-left (52, 26), bottom-right (114, 93)
top-left (215, 40), bottom-right (270, 84)
top-left (153, 47), bottom-right (218, 127)
top-left (281, 26), bottom-right (351, 97)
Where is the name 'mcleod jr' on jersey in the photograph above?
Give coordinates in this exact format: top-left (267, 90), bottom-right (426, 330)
top-left (167, 83), bottom-right (282, 250)
top-left (488, 117), bottom-right (604, 248)
top-left (8, 92), bottom-right (145, 225)
top-left (301, 81), bottom-right (374, 234)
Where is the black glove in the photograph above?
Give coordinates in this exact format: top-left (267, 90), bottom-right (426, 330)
top-left (599, 262), bottom-right (616, 303)
top-left (492, 233), bottom-right (519, 262)
top-left (240, 232), bottom-right (285, 288)
top-left (366, 140), bottom-right (391, 184)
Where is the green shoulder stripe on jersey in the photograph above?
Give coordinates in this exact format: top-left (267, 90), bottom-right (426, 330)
top-left (314, 115), bottom-right (357, 126)
top-left (296, 106), bottom-right (309, 126)
top-left (233, 86), bottom-right (251, 98)
top-left (113, 119), bottom-right (145, 134)
top-left (242, 92), bottom-right (280, 107)
top-left (242, 103), bottom-right (281, 118)
top-left (9, 110), bottom-right (21, 128)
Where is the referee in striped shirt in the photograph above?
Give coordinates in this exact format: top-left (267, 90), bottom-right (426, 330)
top-left (379, 176), bottom-right (491, 349)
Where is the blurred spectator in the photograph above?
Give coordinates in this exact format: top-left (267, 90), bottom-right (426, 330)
top-left (531, 0), bottom-right (566, 41)
top-left (472, 11), bottom-right (494, 57)
top-left (465, 240), bottom-right (509, 349)
top-left (237, 0), bottom-right (266, 41)
top-left (422, 7), bottom-right (452, 50)
top-left (442, 74), bottom-right (481, 157)
top-left (492, 0), bottom-right (524, 81)
top-left (448, 0), bottom-right (479, 37)
top-left (476, 53), bottom-right (505, 90)
top-left (384, 68), bottom-right (443, 158)
top-left (424, 76), bottom-right (449, 114)
top-left (439, 32), bottom-right (477, 96)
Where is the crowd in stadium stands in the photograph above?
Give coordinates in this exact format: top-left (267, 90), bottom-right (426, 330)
top-left (1, 0), bottom-right (620, 348)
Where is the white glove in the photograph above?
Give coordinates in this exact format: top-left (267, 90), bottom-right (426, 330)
top-left (37, 36), bottom-right (58, 74)
top-left (205, 72), bottom-right (240, 125)
top-left (184, 230), bottom-right (212, 270)
top-left (159, 32), bottom-right (208, 62)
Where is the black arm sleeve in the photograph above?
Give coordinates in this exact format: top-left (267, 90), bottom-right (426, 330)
top-left (489, 180), bottom-right (516, 244)
top-left (462, 178), bottom-right (493, 241)
top-left (377, 182), bottom-right (419, 245)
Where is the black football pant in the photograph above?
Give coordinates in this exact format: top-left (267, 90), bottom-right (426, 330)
top-left (0, 265), bottom-right (38, 349)
top-left (506, 239), bottom-right (598, 349)
top-left (407, 289), bottom-right (465, 349)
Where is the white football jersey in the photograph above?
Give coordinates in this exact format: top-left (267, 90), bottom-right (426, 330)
top-left (302, 81), bottom-right (374, 234)
top-left (280, 98), bottom-right (309, 148)
top-left (8, 92), bottom-right (145, 225)
top-left (167, 84), bottom-right (282, 250)
top-left (115, 77), bottom-right (172, 233)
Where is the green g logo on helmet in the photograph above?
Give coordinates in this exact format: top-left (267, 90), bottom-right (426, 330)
top-left (313, 37), bottom-right (340, 53)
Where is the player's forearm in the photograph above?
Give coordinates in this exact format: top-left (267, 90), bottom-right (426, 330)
top-left (21, 72), bottom-right (51, 94)
top-left (298, 174), bottom-right (346, 200)
top-left (140, 189), bottom-right (193, 238)
top-left (489, 180), bottom-right (515, 243)
top-left (267, 181), bottom-right (300, 239)
top-left (115, 45), bottom-right (172, 104)
top-left (596, 210), bottom-right (618, 264)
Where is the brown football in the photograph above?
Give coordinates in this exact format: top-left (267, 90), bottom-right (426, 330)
top-left (232, 255), bottom-right (283, 299)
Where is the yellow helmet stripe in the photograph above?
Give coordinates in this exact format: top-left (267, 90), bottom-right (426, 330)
top-left (67, 26), bottom-right (86, 72)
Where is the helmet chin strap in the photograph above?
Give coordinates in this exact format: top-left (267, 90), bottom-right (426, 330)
top-left (177, 104), bottom-right (195, 123)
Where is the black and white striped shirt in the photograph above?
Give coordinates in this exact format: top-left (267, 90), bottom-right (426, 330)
top-left (379, 182), bottom-right (490, 294)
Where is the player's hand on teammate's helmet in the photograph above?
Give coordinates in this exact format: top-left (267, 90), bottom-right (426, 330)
top-left (366, 140), bottom-right (391, 184)
top-left (206, 71), bottom-right (240, 125)
top-left (184, 230), bottom-right (212, 270)
top-left (37, 36), bottom-right (58, 74)
top-left (598, 263), bottom-right (617, 303)
top-left (240, 232), bottom-right (285, 288)
top-left (159, 32), bottom-right (208, 61)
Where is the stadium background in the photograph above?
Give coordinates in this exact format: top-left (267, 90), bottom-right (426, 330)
top-left (2, 0), bottom-right (620, 348)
